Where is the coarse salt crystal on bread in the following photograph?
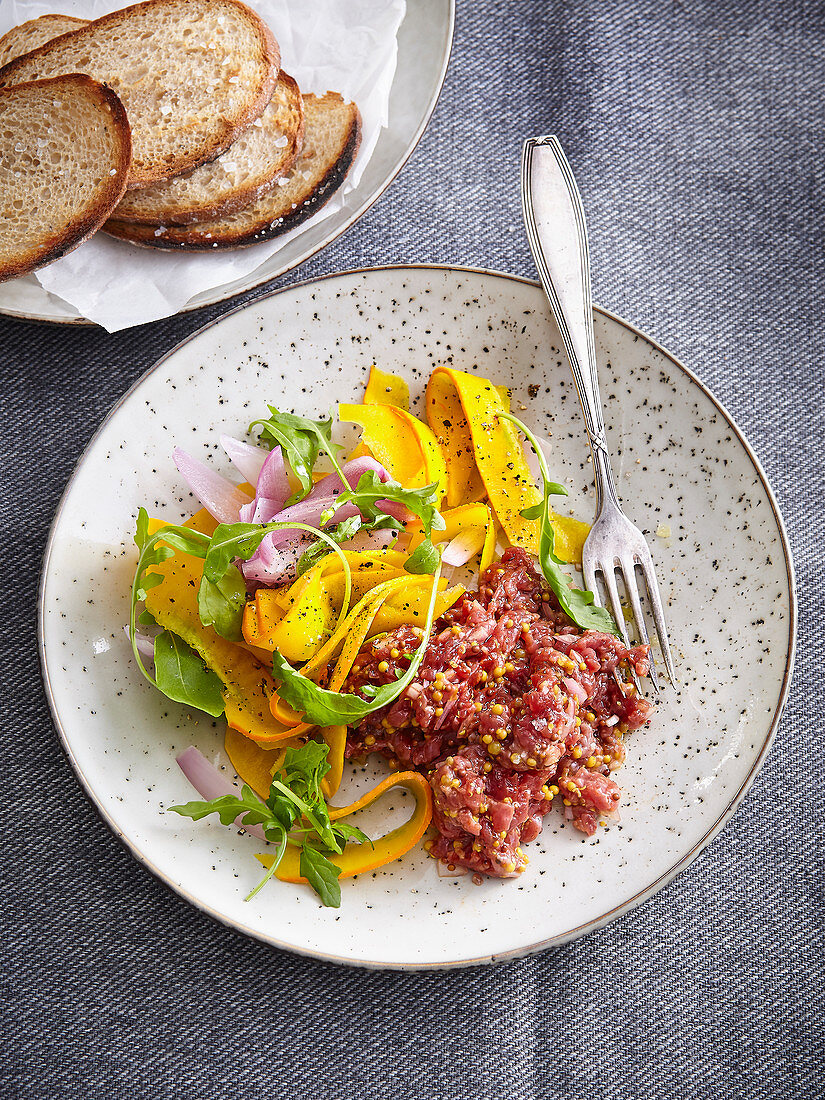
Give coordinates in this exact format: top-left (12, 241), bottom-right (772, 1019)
top-left (113, 73), bottom-right (304, 225)
top-left (0, 0), bottom-right (280, 189)
top-left (0, 74), bottom-right (131, 282)
top-left (104, 93), bottom-right (360, 249)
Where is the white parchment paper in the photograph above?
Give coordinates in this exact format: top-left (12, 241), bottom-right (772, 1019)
top-left (0, 0), bottom-right (405, 329)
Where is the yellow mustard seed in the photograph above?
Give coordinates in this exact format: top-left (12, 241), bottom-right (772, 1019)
top-left (482, 734), bottom-right (493, 744)
top-left (483, 762), bottom-right (492, 773)
top-left (572, 746), bottom-right (583, 760)
top-left (364, 734), bottom-right (376, 746)
top-left (390, 648), bottom-right (400, 659)
top-left (488, 743), bottom-right (501, 755)
top-left (378, 661), bottom-right (389, 673)
top-left (491, 703), bottom-right (503, 716)
top-left (586, 756), bottom-right (598, 768)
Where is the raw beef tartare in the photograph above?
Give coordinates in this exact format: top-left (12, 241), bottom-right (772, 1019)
top-left (347, 548), bottom-right (652, 878)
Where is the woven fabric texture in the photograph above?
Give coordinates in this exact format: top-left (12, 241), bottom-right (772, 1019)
top-left (0, 0), bottom-right (819, 1096)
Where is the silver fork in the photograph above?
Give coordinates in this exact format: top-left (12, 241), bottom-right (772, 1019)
top-left (521, 135), bottom-right (675, 692)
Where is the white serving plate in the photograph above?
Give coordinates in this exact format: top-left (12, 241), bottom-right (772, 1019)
top-left (0, 0), bottom-right (453, 324)
top-left (38, 266), bottom-right (796, 967)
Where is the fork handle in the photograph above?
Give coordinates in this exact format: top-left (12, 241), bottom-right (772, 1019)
top-left (521, 136), bottom-right (619, 514)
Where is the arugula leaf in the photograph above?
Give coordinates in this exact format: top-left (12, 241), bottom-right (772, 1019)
top-left (169, 784), bottom-right (289, 902)
top-left (404, 538), bottom-right (440, 575)
top-left (500, 412), bottom-right (619, 635)
top-left (271, 561), bottom-right (442, 725)
top-left (296, 515), bottom-right (363, 577)
top-left (327, 469), bottom-right (446, 538)
top-left (170, 784), bottom-right (274, 829)
top-left (169, 740), bottom-right (370, 907)
top-left (129, 511), bottom-right (212, 698)
top-left (202, 522), bottom-right (270, 582)
top-left (333, 822), bottom-right (373, 848)
top-left (268, 742), bottom-right (339, 851)
top-left (153, 630), bottom-right (225, 716)
top-left (197, 565), bottom-right (247, 641)
top-left (299, 845), bottom-right (342, 908)
top-left (248, 407), bottom-right (340, 503)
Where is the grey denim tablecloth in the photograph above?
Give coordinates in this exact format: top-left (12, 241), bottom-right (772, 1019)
top-left (1, 1), bottom-right (819, 1096)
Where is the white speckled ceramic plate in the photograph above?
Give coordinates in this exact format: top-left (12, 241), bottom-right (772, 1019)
top-left (0, 1), bottom-right (453, 324)
top-left (38, 266), bottom-right (796, 968)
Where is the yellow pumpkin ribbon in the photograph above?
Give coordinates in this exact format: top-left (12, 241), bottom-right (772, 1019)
top-left (256, 770), bottom-right (433, 882)
top-left (425, 367), bottom-right (589, 564)
top-left (339, 402), bottom-right (448, 500)
top-left (144, 512), bottom-right (296, 747)
top-left (363, 365), bottom-right (410, 410)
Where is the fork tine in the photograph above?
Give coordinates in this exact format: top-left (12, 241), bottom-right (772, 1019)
top-left (600, 564), bottom-right (644, 695)
top-left (582, 554), bottom-right (599, 603)
top-left (635, 550), bottom-right (676, 683)
top-left (600, 564), bottom-right (628, 644)
top-left (619, 558), bottom-right (661, 695)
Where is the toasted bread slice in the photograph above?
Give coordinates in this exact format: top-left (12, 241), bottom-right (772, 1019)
top-left (0, 74), bottom-right (131, 282)
top-left (0, 0), bottom-right (279, 189)
top-left (0, 14), bottom-right (88, 68)
top-left (113, 72), bottom-right (304, 226)
top-left (104, 93), bottom-right (360, 249)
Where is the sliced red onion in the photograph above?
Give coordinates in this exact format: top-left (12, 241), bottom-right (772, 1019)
top-left (173, 447), bottom-right (251, 524)
top-left (255, 448), bottom-right (290, 510)
top-left (219, 435), bottom-right (267, 486)
top-left (242, 497), bottom-right (361, 558)
top-left (176, 747), bottom-right (266, 841)
top-left (441, 529), bottom-right (485, 567)
top-left (241, 531), bottom-right (315, 585)
top-left (308, 459), bottom-right (411, 520)
top-left (239, 497), bottom-right (285, 524)
top-left (124, 623), bottom-right (156, 662)
top-left (309, 456), bottom-right (390, 498)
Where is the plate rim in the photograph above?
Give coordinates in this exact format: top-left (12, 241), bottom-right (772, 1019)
top-left (37, 262), bottom-right (798, 969)
top-left (0, 1), bottom-right (455, 327)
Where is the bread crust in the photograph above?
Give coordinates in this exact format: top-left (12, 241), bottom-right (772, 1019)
top-left (0, 74), bottom-right (132, 282)
top-left (104, 96), bottom-right (361, 250)
top-left (0, 0), bottom-right (280, 189)
top-left (114, 72), bottom-right (305, 225)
